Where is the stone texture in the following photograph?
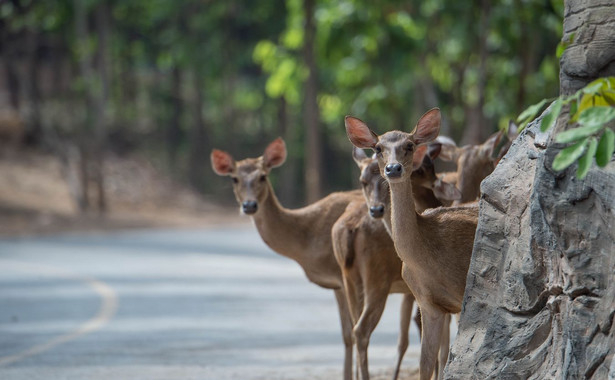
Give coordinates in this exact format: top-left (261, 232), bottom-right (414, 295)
top-left (445, 2), bottom-right (615, 378)
top-left (560, 1), bottom-right (615, 95)
top-left (445, 109), bottom-right (615, 379)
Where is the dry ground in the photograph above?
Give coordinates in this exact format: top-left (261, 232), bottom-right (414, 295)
top-left (0, 148), bottom-right (246, 237)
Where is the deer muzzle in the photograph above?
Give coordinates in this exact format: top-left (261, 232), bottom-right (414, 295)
top-left (384, 163), bottom-right (403, 178)
top-left (242, 200), bottom-right (258, 215)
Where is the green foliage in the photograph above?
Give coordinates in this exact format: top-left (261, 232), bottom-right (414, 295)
top-left (520, 77), bottom-right (615, 178)
top-left (5, 0), bottom-right (566, 201)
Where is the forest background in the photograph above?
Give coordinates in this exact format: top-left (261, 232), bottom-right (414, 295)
top-left (0, 0), bottom-right (563, 210)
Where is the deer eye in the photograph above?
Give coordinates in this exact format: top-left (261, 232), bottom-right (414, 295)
top-left (231, 177), bottom-right (239, 184)
top-left (375, 145), bottom-right (382, 154)
top-left (260, 175), bottom-right (267, 182)
top-left (406, 143), bottom-right (414, 151)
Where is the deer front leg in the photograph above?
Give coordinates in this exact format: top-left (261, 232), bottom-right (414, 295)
top-left (334, 288), bottom-right (354, 380)
top-left (437, 314), bottom-right (451, 380)
top-left (353, 287), bottom-right (388, 380)
top-left (392, 293), bottom-right (414, 380)
top-left (418, 305), bottom-right (445, 380)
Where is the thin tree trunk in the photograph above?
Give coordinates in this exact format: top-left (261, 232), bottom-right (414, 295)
top-left (188, 70), bottom-right (210, 191)
top-left (25, 30), bottom-right (42, 145)
top-left (277, 97), bottom-right (297, 206)
top-left (73, 0), bottom-right (93, 213)
top-left (93, 0), bottom-right (110, 213)
top-left (462, 0), bottom-right (490, 145)
top-left (303, 0), bottom-right (322, 203)
top-left (167, 66), bottom-right (183, 172)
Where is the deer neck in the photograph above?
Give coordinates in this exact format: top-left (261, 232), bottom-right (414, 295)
top-left (388, 177), bottom-right (423, 248)
top-left (251, 182), bottom-right (308, 261)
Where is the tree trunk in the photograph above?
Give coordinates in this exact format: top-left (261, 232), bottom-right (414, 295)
top-left (167, 66), bottom-right (183, 172)
top-left (93, 0), bottom-right (110, 213)
top-left (461, 0), bottom-right (490, 145)
top-left (188, 71), bottom-right (210, 191)
top-left (276, 97), bottom-right (298, 206)
top-left (302, 0), bottom-right (322, 203)
top-left (445, 1), bottom-right (615, 378)
top-left (25, 30), bottom-right (42, 145)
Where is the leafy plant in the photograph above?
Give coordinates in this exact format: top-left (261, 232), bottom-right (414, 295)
top-left (515, 76), bottom-right (615, 178)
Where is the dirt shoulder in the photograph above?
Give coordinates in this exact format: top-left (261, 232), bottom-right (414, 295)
top-left (0, 149), bottom-right (248, 237)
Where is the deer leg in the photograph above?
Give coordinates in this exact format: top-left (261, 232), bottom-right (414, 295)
top-left (392, 293), bottom-right (414, 380)
top-left (418, 306), bottom-right (445, 380)
top-left (342, 275), bottom-right (363, 380)
top-left (436, 314), bottom-right (451, 380)
top-left (353, 288), bottom-right (388, 380)
top-left (335, 288), bottom-right (354, 380)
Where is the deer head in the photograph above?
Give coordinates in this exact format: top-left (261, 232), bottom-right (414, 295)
top-left (345, 108), bottom-right (441, 184)
top-left (211, 138), bottom-right (287, 215)
top-left (352, 147), bottom-right (389, 219)
top-left (352, 142), bottom-right (460, 220)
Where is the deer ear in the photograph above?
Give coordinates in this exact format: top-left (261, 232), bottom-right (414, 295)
top-left (211, 149), bottom-right (235, 176)
top-left (412, 144), bottom-right (429, 171)
top-left (482, 131), bottom-right (503, 158)
top-left (427, 142), bottom-right (442, 161)
top-left (352, 146), bottom-right (368, 166)
top-left (433, 178), bottom-right (462, 201)
top-left (263, 137), bottom-right (287, 169)
top-left (507, 120), bottom-right (519, 141)
top-left (412, 108), bottom-right (441, 145)
top-left (345, 116), bottom-right (378, 149)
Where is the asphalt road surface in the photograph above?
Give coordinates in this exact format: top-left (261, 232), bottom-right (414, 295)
top-left (0, 225), bottom-right (438, 380)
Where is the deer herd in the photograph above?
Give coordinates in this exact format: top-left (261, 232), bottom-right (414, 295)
top-left (211, 108), bottom-right (517, 380)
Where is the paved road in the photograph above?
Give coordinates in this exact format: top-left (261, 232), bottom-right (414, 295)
top-left (0, 225), bottom-right (432, 379)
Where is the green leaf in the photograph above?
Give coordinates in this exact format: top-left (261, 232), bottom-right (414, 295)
top-left (556, 33), bottom-right (574, 59)
top-left (516, 98), bottom-right (548, 124)
top-left (577, 106), bottom-right (615, 128)
top-left (576, 138), bottom-right (597, 178)
top-left (552, 137), bottom-right (589, 172)
top-left (540, 98), bottom-right (563, 132)
top-left (555, 123), bottom-right (605, 143)
top-left (596, 128), bottom-right (615, 167)
top-left (581, 79), bottom-right (606, 95)
top-left (569, 99), bottom-right (578, 119)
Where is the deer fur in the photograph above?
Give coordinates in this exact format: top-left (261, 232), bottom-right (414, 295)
top-left (211, 138), bottom-right (363, 380)
top-left (345, 109), bottom-right (479, 380)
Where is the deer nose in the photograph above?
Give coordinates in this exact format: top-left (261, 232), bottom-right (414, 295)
top-left (242, 200), bottom-right (258, 215)
top-left (369, 205), bottom-right (385, 219)
top-left (384, 163), bottom-right (403, 178)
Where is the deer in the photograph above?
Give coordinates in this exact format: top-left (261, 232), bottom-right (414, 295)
top-left (436, 120), bottom-right (519, 204)
top-left (211, 138), bottom-right (363, 380)
top-left (331, 147), bottom-right (461, 380)
top-left (345, 108), bottom-right (479, 380)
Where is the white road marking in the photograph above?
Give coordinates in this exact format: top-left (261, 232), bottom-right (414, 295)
top-left (0, 260), bottom-right (118, 366)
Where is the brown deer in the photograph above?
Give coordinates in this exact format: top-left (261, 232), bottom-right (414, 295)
top-left (345, 108), bottom-right (479, 380)
top-left (331, 147), bottom-right (460, 380)
top-left (211, 138), bottom-right (363, 380)
top-left (437, 120), bottom-right (518, 204)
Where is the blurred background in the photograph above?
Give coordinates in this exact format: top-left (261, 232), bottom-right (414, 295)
top-left (0, 0), bottom-right (563, 232)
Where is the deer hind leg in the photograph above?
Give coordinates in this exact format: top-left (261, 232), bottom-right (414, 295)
top-left (436, 314), bottom-right (451, 380)
top-left (334, 288), bottom-right (354, 380)
top-left (392, 293), bottom-right (414, 380)
top-left (418, 305), bottom-right (445, 380)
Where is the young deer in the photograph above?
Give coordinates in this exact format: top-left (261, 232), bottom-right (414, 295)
top-left (331, 147), bottom-right (460, 380)
top-left (345, 109), bottom-right (479, 380)
top-left (211, 138), bottom-right (363, 380)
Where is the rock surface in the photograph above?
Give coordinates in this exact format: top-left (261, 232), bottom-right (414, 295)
top-left (445, 1), bottom-right (615, 378)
